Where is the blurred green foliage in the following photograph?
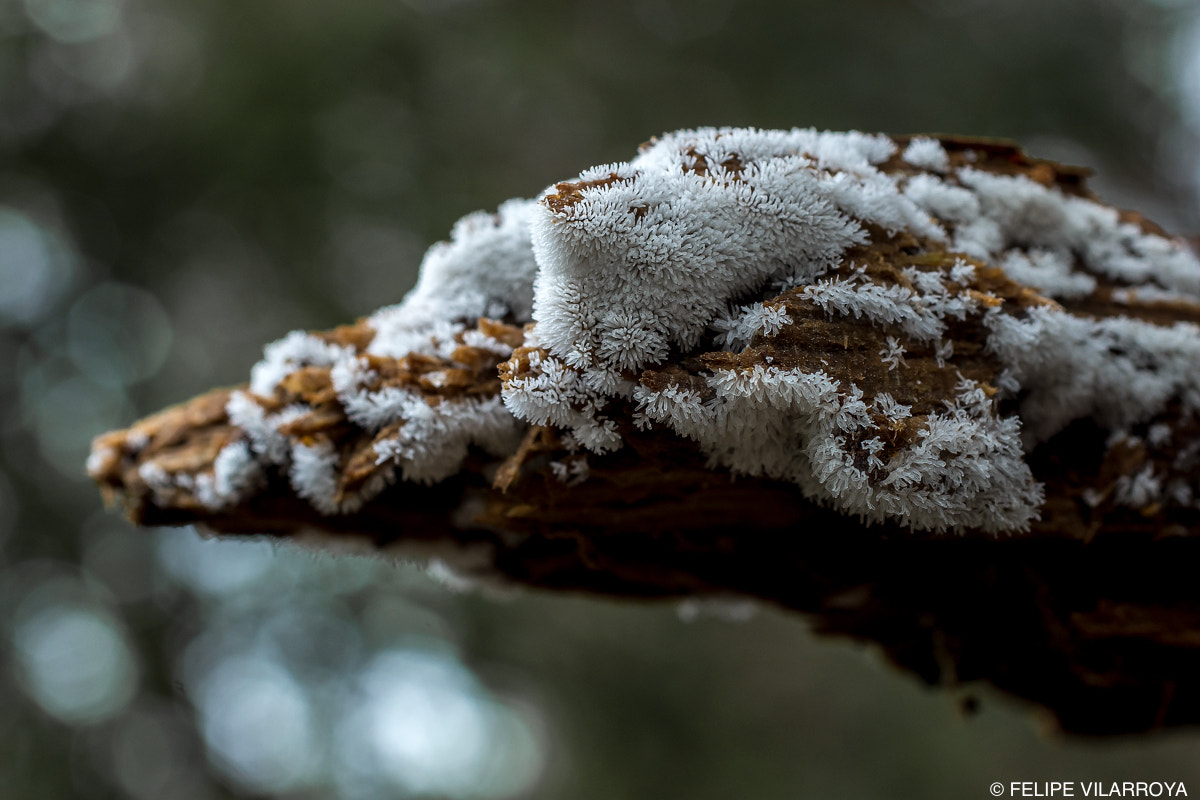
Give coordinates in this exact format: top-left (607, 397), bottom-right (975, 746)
top-left (2, 0), bottom-right (1200, 798)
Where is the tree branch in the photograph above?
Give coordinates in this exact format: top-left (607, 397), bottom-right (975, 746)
top-left (89, 133), bottom-right (1200, 735)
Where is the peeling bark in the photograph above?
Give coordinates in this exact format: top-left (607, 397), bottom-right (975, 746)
top-left (88, 137), bottom-right (1200, 735)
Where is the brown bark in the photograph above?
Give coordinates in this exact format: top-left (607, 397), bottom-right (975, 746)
top-left (89, 139), bottom-right (1200, 736)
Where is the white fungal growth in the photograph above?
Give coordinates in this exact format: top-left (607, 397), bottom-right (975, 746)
top-left (289, 440), bottom-right (344, 515)
top-left (802, 266), bottom-right (976, 343)
top-left (460, 328), bottom-right (516, 358)
top-left (508, 127), bottom-right (1200, 533)
top-left (902, 173), bottom-right (981, 225)
top-left (879, 337), bottom-right (906, 371)
top-left (137, 461), bottom-right (171, 491)
top-left (530, 128), bottom-right (895, 379)
top-left (1148, 424), bottom-right (1173, 448)
top-left (198, 440), bottom-right (266, 510)
top-left (874, 392), bottom-right (912, 421)
top-left (372, 395), bottom-right (524, 484)
top-left (984, 307), bottom-right (1200, 445)
top-left (204, 197), bottom-right (543, 516)
top-left (902, 137), bottom-right (951, 173)
top-left (550, 457), bottom-right (590, 487)
top-left (949, 260), bottom-right (976, 285)
top-left (372, 198), bottom-right (539, 335)
top-left (711, 302), bottom-right (793, 350)
top-left (1169, 480), bottom-right (1193, 508)
top-left (353, 198), bottom-right (538, 366)
top-left (935, 339), bottom-right (954, 369)
top-left (502, 349), bottom-right (623, 453)
top-left (158, 127), bottom-right (1200, 534)
top-left (861, 437), bottom-right (886, 470)
top-left (86, 445), bottom-right (117, 479)
top-left (1111, 285), bottom-right (1196, 305)
top-left (225, 392), bottom-right (309, 465)
top-left (632, 364), bottom-right (1041, 533)
top-left (138, 438), bottom-right (267, 512)
top-left (1113, 465), bottom-right (1161, 509)
top-left (956, 168), bottom-right (1200, 297)
top-left (125, 429), bottom-right (150, 451)
top-left (998, 249), bottom-right (1097, 300)
top-left (250, 332), bottom-right (354, 397)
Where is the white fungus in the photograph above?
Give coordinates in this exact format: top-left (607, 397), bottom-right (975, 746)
top-left (902, 137), bottom-right (951, 173)
top-left (508, 127), bottom-right (1200, 532)
top-left (210, 200), bottom-right (539, 515)
top-left (168, 127), bottom-right (1200, 533)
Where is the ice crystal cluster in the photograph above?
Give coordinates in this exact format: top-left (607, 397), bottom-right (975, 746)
top-left (136, 200), bottom-right (538, 516)
top-left (504, 128), bottom-right (1200, 532)
top-left (151, 128), bottom-right (1200, 533)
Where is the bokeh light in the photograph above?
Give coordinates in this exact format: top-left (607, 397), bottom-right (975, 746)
top-left (336, 647), bottom-right (545, 799)
top-left (21, 354), bottom-right (133, 478)
top-left (195, 655), bottom-right (320, 795)
top-left (2, 0), bottom-right (1200, 797)
top-left (157, 528), bottom-right (277, 598)
top-left (0, 208), bottom-right (75, 328)
top-left (22, 0), bottom-right (125, 44)
top-left (12, 601), bottom-right (139, 724)
top-left (67, 282), bottom-right (173, 388)
top-left (108, 701), bottom-right (198, 800)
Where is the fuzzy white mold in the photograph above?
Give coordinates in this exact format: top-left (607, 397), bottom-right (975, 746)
top-left (528, 128), bottom-right (940, 381)
top-left (507, 127), bottom-right (1200, 533)
top-left (158, 127), bottom-right (1200, 533)
top-left (215, 199), bottom-right (541, 515)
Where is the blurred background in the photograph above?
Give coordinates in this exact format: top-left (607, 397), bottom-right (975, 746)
top-left (3, 0), bottom-right (1200, 797)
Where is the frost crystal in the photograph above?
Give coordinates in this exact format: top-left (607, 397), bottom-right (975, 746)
top-left (159, 127), bottom-right (1200, 534)
top-left (801, 266), bottom-right (976, 343)
top-left (507, 127), bottom-right (1200, 533)
top-left (529, 128), bottom-right (897, 378)
top-left (902, 137), bottom-right (951, 173)
top-left (879, 337), bottom-right (906, 371)
top-left (711, 302), bottom-right (793, 350)
top-left (201, 199), bottom-right (540, 516)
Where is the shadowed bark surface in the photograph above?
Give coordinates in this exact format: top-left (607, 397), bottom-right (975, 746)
top-left (89, 139), bottom-right (1200, 736)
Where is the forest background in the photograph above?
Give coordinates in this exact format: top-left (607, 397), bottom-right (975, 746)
top-left (3, 1), bottom-right (1200, 798)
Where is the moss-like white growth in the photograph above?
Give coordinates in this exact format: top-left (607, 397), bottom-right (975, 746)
top-left (984, 307), bottom-right (1200, 444)
top-left (502, 349), bottom-right (623, 452)
top-left (250, 332), bottom-right (353, 397)
top-left (135, 438), bottom-right (267, 512)
top-left (802, 264), bottom-right (978, 342)
top-left (196, 127), bottom-right (1200, 532)
top-left (528, 128), bottom-right (941, 383)
top-left (217, 201), bottom-right (538, 515)
top-left (711, 302), bottom-right (793, 350)
top-left (631, 355), bottom-right (1041, 534)
top-left (512, 128), bottom-right (1200, 531)
top-left (902, 137), bottom-right (951, 173)
top-left (371, 198), bottom-right (539, 339)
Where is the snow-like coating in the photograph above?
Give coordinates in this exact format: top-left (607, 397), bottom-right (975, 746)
top-left (529, 128), bottom-right (940, 382)
top-left (984, 307), bottom-right (1200, 445)
top-left (636, 369), bottom-right (1039, 533)
top-left (209, 202), bottom-right (538, 515)
top-left (801, 263), bottom-right (978, 343)
top-left (158, 127), bottom-right (1200, 534)
top-left (507, 127), bottom-right (1200, 532)
top-left (136, 438), bottom-right (267, 511)
top-left (902, 137), bottom-right (951, 173)
top-left (375, 198), bottom-right (539, 335)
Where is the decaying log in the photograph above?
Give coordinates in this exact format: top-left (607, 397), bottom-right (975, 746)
top-left (89, 131), bottom-right (1200, 735)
